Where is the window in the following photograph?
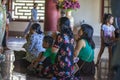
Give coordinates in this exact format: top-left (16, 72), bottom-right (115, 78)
top-left (8, 0), bottom-right (45, 21)
top-left (101, 0), bottom-right (111, 19)
top-left (103, 0), bottom-right (111, 14)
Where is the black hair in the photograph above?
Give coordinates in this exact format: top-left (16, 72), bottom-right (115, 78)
top-left (59, 17), bottom-right (70, 27)
top-left (31, 23), bottom-right (42, 34)
top-left (59, 17), bottom-right (74, 39)
top-left (79, 24), bottom-right (95, 49)
top-left (33, 3), bottom-right (38, 6)
top-left (43, 36), bottom-right (54, 47)
top-left (102, 13), bottom-right (113, 24)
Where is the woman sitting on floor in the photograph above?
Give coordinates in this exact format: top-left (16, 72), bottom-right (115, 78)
top-left (51, 17), bottom-right (80, 80)
top-left (13, 23), bottom-right (45, 73)
top-left (74, 24), bottom-right (96, 80)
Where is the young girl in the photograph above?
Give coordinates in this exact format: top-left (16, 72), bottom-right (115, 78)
top-left (96, 13), bottom-right (115, 71)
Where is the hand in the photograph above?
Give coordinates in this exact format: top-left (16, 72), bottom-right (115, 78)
top-left (73, 57), bottom-right (79, 63)
top-left (32, 60), bottom-right (39, 68)
top-left (29, 60), bottom-right (37, 68)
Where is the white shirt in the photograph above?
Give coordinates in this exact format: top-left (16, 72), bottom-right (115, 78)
top-left (102, 24), bottom-right (115, 37)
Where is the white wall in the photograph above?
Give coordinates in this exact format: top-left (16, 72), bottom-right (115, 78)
top-left (73, 0), bottom-right (101, 36)
top-left (9, 0), bottom-right (101, 36)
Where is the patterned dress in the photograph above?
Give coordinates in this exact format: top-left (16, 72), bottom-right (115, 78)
top-left (53, 34), bottom-right (80, 80)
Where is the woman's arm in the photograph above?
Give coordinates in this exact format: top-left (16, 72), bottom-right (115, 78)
top-left (74, 39), bottom-right (85, 57)
top-left (112, 31), bottom-right (118, 42)
top-left (27, 34), bottom-right (36, 53)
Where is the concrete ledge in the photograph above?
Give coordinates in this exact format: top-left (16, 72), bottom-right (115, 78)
top-left (9, 31), bottom-right (24, 37)
top-left (9, 31), bottom-right (101, 47)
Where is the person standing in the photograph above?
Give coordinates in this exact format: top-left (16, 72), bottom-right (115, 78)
top-left (96, 13), bottom-right (115, 73)
top-left (24, 3), bottom-right (38, 36)
top-left (1, 0), bottom-right (10, 50)
top-left (0, 0), bottom-right (9, 79)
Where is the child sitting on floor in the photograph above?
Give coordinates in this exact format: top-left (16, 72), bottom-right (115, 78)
top-left (28, 35), bottom-right (57, 78)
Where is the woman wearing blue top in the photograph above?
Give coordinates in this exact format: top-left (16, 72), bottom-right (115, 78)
top-left (74, 24), bottom-right (95, 80)
top-left (25, 23), bottom-right (45, 60)
top-left (13, 23), bottom-right (45, 73)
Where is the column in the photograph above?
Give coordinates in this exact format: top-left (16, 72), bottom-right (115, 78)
top-left (44, 0), bottom-right (60, 33)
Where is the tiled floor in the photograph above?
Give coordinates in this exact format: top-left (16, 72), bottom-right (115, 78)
top-left (1, 36), bottom-right (112, 80)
